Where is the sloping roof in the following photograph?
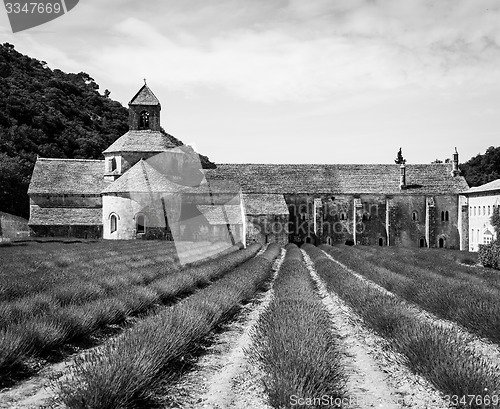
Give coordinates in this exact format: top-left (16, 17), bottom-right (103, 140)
top-left (103, 160), bottom-right (188, 194)
top-left (196, 205), bottom-right (242, 225)
top-left (29, 206), bottom-right (102, 225)
top-left (129, 84), bottom-right (160, 106)
top-left (206, 164), bottom-right (469, 195)
top-left (103, 159), bottom-right (241, 195)
top-left (0, 211), bottom-right (29, 224)
top-left (243, 194), bottom-right (289, 215)
top-left (103, 130), bottom-right (179, 154)
top-left (28, 158), bottom-right (109, 195)
top-left (466, 179), bottom-right (500, 195)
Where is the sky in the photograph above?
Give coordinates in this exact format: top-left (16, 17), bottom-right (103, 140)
top-left (1, 0), bottom-right (500, 165)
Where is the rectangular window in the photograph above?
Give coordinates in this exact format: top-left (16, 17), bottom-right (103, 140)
top-left (471, 229), bottom-right (474, 243)
top-left (488, 206), bottom-right (491, 215)
top-left (484, 236), bottom-right (492, 244)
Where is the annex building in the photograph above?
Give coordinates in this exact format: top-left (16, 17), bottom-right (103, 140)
top-left (463, 179), bottom-right (500, 252)
top-left (28, 84), bottom-right (471, 249)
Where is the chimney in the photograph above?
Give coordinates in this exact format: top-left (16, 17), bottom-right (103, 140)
top-left (452, 147), bottom-right (460, 177)
top-left (400, 164), bottom-right (406, 189)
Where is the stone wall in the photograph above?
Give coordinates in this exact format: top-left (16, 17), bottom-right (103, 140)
top-left (283, 193), bottom-right (462, 248)
top-left (129, 104), bottom-right (161, 131)
top-left (390, 195), bottom-right (427, 247)
top-left (30, 194), bottom-right (101, 208)
top-left (245, 214), bottom-right (288, 246)
top-left (30, 225), bottom-right (102, 239)
top-left (356, 195), bottom-right (387, 246)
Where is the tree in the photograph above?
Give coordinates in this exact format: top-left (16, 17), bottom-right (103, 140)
top-left (0, 43), bottom-right (217, 218)
top-left (491, 206), bottom-right (500, 236)
top-left (395, 147), bottom-right (406, 164)
top-left (460, 146), bottom-right (500, 187)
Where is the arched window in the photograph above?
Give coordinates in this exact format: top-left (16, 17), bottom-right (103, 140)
top-left (471, 229), bottom-right (474, 243)
top-left (136, 214), bottom-right (146, 234)
top-left (419, 238), bottom-right (425, 248)
top-left (412, 211), bottom-right (418, 221)
top-left (340, 212), bottom-right (347, 221)
top-left (438, 237), bottom-right (445, 248)
top-left (483, 206), bottom-right (486, 215)
top-left (474, 206), bottom-right (476, 216)
top-left (139, 111), bottom-right (150, 129)
top-left (110, 214), bottom-right (118, 233)
top-left (488, 206), bottom-right (491, 216)
top-left (445, 211), bottom-right (449, 222)
top-left (378, 237), bottom-right (384, 246)
top-left (326, 236), bottom-right (332, 245)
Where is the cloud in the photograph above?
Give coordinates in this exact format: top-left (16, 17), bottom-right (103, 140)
top-left (6, 0), bottom-right (500, 104)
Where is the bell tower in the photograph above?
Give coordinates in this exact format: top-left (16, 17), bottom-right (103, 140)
top-left (128, 81), bottom-right (161, 131)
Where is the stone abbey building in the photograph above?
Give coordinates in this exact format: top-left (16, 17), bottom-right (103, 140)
top-left (28, 84), bottom-right (470, 249)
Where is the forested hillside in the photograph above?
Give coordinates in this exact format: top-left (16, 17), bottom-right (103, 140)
top-left (0, 43), bottom-right (214, 219)
top-left (460, 146), bottom-right (500, 187)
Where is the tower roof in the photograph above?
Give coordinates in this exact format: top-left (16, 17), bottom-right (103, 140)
top-left (129, 84), bottom-right (160, 106)
top-left (103, 130), bottom-right (179, 154)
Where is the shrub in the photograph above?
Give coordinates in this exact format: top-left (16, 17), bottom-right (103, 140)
top-left (57, 244), bottom-right (280, 408)
top-left (141, 228), bottom-right (167, 240)
top-left (319, 244), bottom-right (500, 344)
top-left (15, 318), bottom-right (68, 354)
top-left (0, 327), bottom-right (32, 382)
top-left (478, 241), bottom-right (500, 269)
top-left (0, 241), bottom-right (263, 385)
top-left (304, 244), bottom-right (500, 407)
top-left (252, 244), bottom-right (345, 408)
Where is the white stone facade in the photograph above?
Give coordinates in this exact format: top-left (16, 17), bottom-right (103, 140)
top-left (467, 191), bottom-right (500, 252)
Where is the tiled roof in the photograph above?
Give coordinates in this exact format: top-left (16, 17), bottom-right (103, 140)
top-left (103, 160), bottom-right (188, 194)
top-left (28, 158), bottom-right (109, 195)
top-left (103, 130), bottom-right (179, 154)
top-left (103, 159), bottom-right (241, 195)
top-left (196, 205), bottom-right (243, 225)
top-left (206, 164), bottom-right (469, 195)
top-left (129, 84), bottom-right (160, 106)
top-left (243, 194), bottom-right (289, 215)
top-left (29, 206), bottom-right (102, 225)
top-left (466, 179), bottom-right (500, 194)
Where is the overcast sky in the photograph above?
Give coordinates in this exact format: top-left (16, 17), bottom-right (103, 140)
top-left (1, 0), bottom-right (500, 164)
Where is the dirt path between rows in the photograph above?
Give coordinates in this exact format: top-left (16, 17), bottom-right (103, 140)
top-left (301, 249), bottom-right (449, 409)
top-left (322, 250), bottom-right (500, 368)
top-left (163, 248), bottom-right (286, 409)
